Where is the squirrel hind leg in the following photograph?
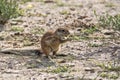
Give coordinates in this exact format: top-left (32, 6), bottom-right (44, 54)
top-left (53, 47), bottom-right (60, 55)
top-left (42, 47), bottom-right (51, 57)
top-left (53, 48), bottom-right (59, 57)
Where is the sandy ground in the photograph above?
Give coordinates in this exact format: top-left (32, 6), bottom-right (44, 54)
top-left (0, 0), bottom-right (120, 80)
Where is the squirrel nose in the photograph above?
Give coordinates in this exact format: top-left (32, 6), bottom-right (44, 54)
top-left (68, 31), bottom-right (70, 35)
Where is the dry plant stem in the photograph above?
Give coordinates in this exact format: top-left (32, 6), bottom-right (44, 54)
top-left (48, 56), bottom-right (59, 67)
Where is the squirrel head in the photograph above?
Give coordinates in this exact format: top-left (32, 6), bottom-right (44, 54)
top-left (54, 28), bottom-right (70, 40)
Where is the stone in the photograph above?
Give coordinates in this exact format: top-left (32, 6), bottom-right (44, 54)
top-left (102, 29), bottom-right (114, 35)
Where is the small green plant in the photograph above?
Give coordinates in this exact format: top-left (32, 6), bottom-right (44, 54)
top-left (94, 61), bottom-right (120, 79)
top-left (60, 10), bottom-right (70, 15)
top-left (70, 35), bottom-right (89, 41)
top-left (0, 0), bottom-right (20, 24)
top-left (55, 0), bottom-right (65, 7)
top-left (77, 3), bottom-right (83, 7)
top-left (21, 0), bottom-right (32, 3)
top-left (98, 14), bottom-right (120, 31)
top-left (69, 35), bottom-right (80, 41)
top-left (50, 66), bottom-right (69, 73)
top-left (36, 0), bottom-right (44, 2)
top-left (100, 72), bottom-right (119, 79)
top-left (96, 62), bottom-right (120, 71)
top-left (100, 72), bottom-right (109, 78)
top-left (82, 27), bottom-right (98, 35)
top-left (23, 40), bottom-right (33, 46)
top-left (109, 74), bottom-right (119, 79)
top-left (11, 26), bottom-right (24, 32)
top-left (88, 43), bottom-right (102, 47)
top-left (31, 28), bottom-right (44, 34)
top-left (105, 2), bottom-right (115, 7)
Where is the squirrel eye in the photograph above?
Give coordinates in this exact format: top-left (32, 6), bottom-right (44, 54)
top-left (58, 29), bottom-right (65, 32)
top-left (61, 29), bottom-right (65, 32)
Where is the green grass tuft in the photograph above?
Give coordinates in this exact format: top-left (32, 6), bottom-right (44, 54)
top-left (11, 26), bottom-right (24, 32)
top-left (48, 66), bottom-right (69, 73)
top-left (98, 14), bottom-right (120, 31)
top-left (0, 0), bottom-right (21, 24)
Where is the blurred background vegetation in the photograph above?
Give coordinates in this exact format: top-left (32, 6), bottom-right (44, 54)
top-left (0, 0), bottom-right (119, 31)
top-left (0, 0), bottom-right (21, 24)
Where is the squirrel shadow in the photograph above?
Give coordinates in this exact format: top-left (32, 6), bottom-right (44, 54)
top-left (0, 48), bottom-right (57, 68)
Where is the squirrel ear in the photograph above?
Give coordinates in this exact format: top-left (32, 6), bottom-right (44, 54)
top-left (57, 28), bottom-right (66, 31)
top-left (56, 28), bottom-right (61, 32)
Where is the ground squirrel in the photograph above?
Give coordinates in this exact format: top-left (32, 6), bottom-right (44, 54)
top-left (41, 28), bottom-right (70, 57)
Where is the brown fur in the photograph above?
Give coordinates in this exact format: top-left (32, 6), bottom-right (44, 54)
top-left (41, 28), bottom-right (70, 57)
